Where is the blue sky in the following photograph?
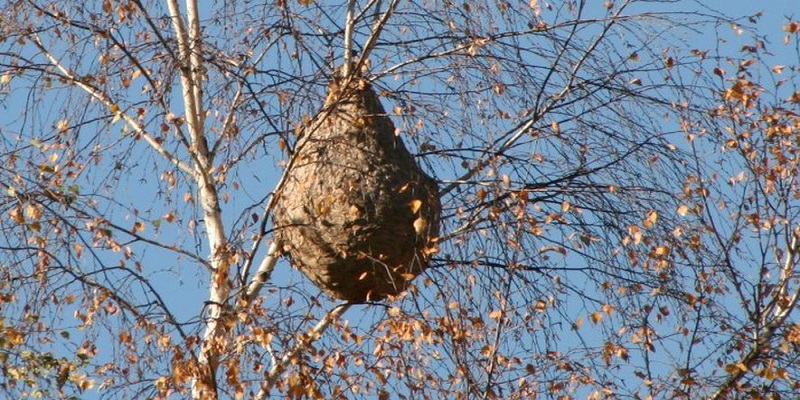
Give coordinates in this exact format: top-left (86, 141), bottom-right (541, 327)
top-left (1, 0), bottom-right (799, 398)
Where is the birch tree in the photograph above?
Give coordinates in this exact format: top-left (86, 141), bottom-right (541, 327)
top-left (1, 0), bottom-right (798, 398)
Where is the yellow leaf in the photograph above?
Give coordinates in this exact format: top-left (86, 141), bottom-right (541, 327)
top-left (131, 221), bottom-right (144, 234)
top-left (725, 362), bottom-right (748, 374)
top-left (25, 204), bottom-right (41, 219)
top-left (628, 225), bottom-right (642, 245)
top-left (654, 246), bottom-right (670, 257)
top-left (409, 199), bottom-right (422, 214)
top-left (643, 210), bottom-right (658, 229)
top-left (590, 312), bottom-right (603, 324)
top-left (493, 83), bottom-right (506, 95)
top-left (9, 206), bottom-right (24, 223)
top-left (110, 104), bottom-right (120, 113)
top-left (78, 378), bottom-right (95, 391)
top-left (677, 204), bottom-right (689, 216)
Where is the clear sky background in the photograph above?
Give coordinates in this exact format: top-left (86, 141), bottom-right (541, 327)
top-left (1, 0), bottom-right (798, 398)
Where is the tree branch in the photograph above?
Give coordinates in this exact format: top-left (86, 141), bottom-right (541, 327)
top-left (354, 0), bottom-right (401, 75)
top-left (30, 35), bottom-right (195, 177)
top-left (253, 304), bottom-right (351, 400)
top-left (343, 0), bottom-right (357, 76)
top-left (244, 241), bottom-right (280, 301)
top-left (709, 227), bottom-right (800, 400)
top-left (166, 0), bottom-right (230, 398)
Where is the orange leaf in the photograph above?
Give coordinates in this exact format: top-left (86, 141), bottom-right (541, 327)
top-left (725, 362), bottom-right (748, 374)
top-left (409, 199), bottom-right (422, 214)
top-left (643, 210), bottom-right (658, 229)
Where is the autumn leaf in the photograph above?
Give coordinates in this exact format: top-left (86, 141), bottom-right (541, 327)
top-left (643, 210), bottom-right (658, 229)
top-left (409, 199), bottom-right (422, 214)
top-left (782, 21), bottom-right (799, 33)
top-left (724, 362), bottom-right (748, 374)
top-left (653, 246), bottom-right (670, 257)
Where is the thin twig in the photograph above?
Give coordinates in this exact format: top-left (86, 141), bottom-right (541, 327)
top-left (31, 36), bottom-right (195, 176)
top-left (709, 227), bottom-right (800, 400)
top-left (353, 0), bottom-right (401, 74)
top-left (253, 304), bottom-right (351, 400)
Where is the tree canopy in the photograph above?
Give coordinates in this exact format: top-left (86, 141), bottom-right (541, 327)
top-left (1, 0), bottom-right (799, 398)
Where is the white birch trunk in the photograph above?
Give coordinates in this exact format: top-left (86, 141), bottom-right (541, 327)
top-left (166, 0), bottom-right (229, 398)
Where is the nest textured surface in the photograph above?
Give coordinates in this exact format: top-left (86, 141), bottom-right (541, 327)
top-left (273, 76), bottom-right (440, 302)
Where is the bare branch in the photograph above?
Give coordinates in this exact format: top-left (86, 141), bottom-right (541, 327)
top-left (354, 0), bottom-right (401, 74)
top-left (30, 35), bottom-right (195, 176)
top-left (244, 241), bottom-right (280, 301)
top-left (343, 0), bottom-right (357, 76)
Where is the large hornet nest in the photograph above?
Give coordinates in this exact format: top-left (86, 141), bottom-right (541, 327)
top-left (272, 71), bottom-right (440, 302)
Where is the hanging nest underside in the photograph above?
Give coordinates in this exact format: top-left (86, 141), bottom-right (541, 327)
top-left (272, 77), bottom-right (441, 302)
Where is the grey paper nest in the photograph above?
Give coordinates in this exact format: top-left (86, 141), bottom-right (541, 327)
top-left (272, 74), bottom-right (440, 302)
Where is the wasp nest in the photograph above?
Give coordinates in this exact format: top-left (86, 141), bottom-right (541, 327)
top-left (272, 74), bottom-right (440, 302)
